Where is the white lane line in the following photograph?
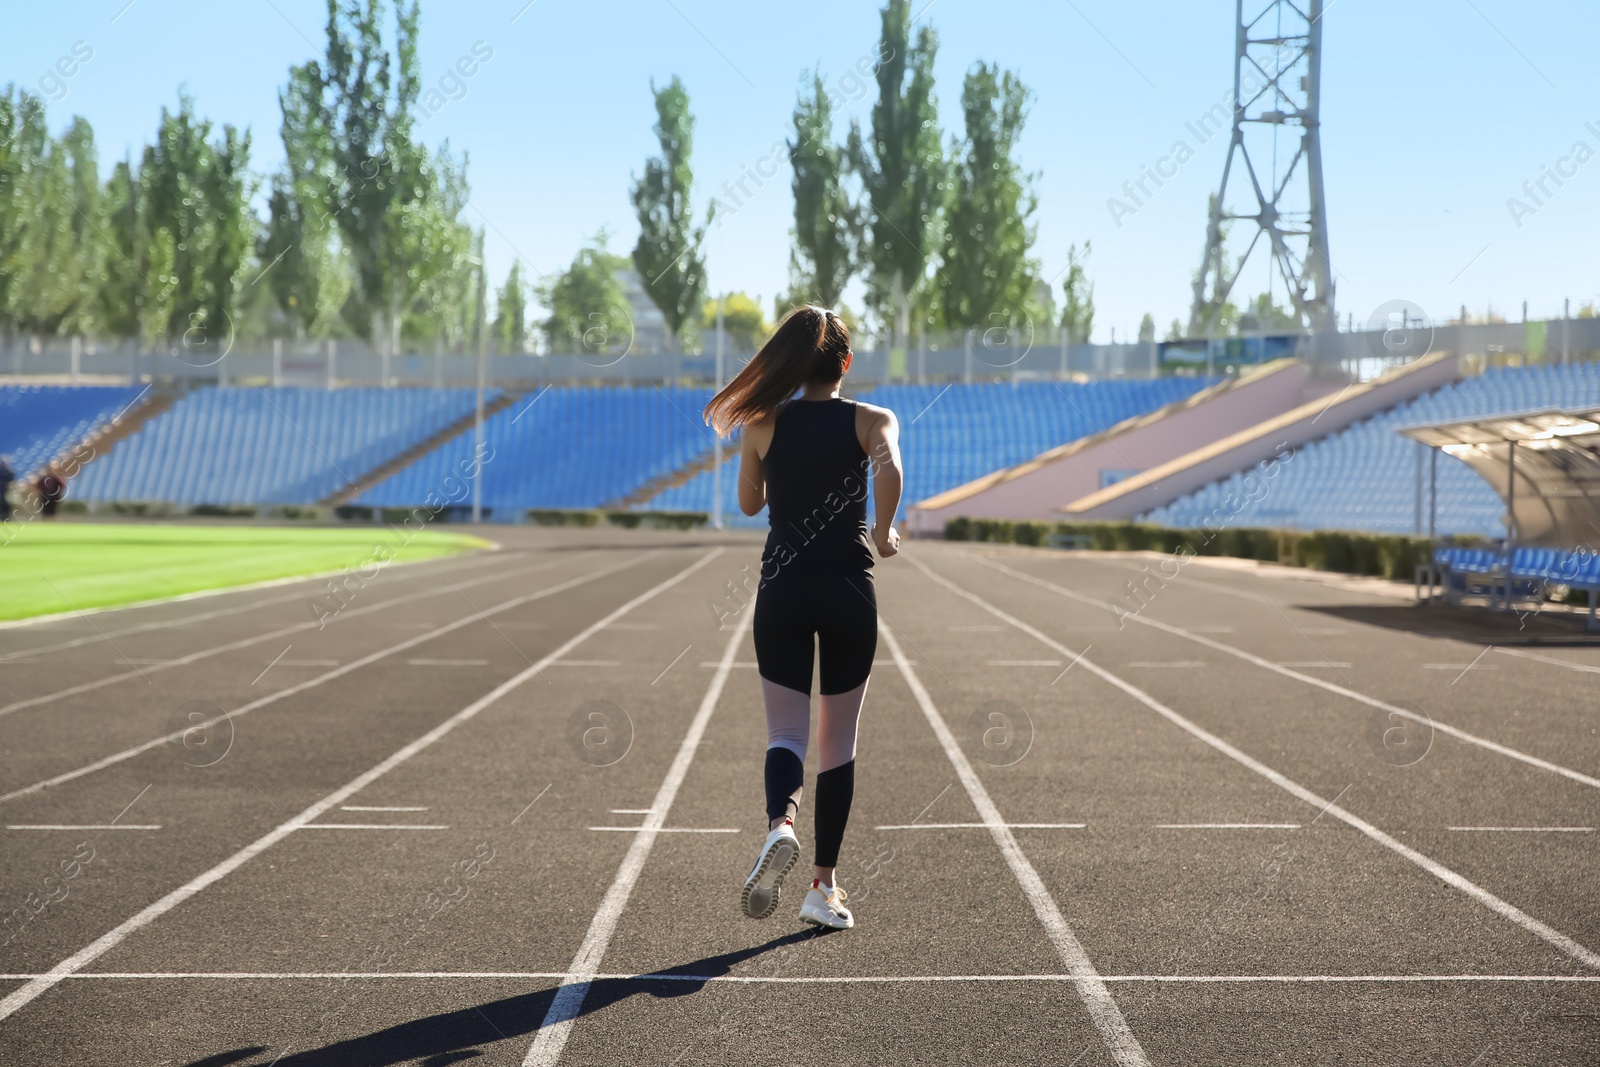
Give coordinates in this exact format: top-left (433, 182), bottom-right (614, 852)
top-left (586, 827), bottom-right (741, 833)
top-left (548, 660), bottom-right (622, 667)
top-left (339, 806), bottom-right (429, 812)
top-left (0, 553), bottom-right (574, 719)
top-left (986, 659), bottom-right (1062, 666)
top-left (608, 809), bottom-right (653, 814)
top-left (1277, 661), bottom-right (1352, 669)
top-left (1422, 663), bottom-right (1499, 671)
top-left (1446, 826), bottom-right (1594, 833)
top-left (3, 971), bottom-right (1596, 984)
top-left (406, 658), bottom-right (490, 667)
top-left (948, 625), bottom-right (1005, 631)
top-left (1155, 823), bottom-right (1301, 830)
top-left (877, 621), bottom-right (1150, 1066)
top-left (874, 822), bottom-right (1086, 830)
top-left (299, 824), bottom-right (450, 831)
top-left (7, 824), bottom-right (160, 831)
top-left (0, 555), bottom-right (642, 807)
top-left (917, 554), bottom-right (1600, 972)
top-left (1190, 626), bottom-right (1237, 634)
top-left (1125, 660), bottom-right (1206, 668)
top-left (971, 555), bottom-right (1600, 792)
top-left (279, 659), bottom-right (340, 667)
top-left (1493, 646), bottom-right (1600, 676)
top-left (606, 623), bottom-right (660, 630)
top-left (0, 547), bottom-right (724, 1024)
top-left (697, 659), bottom-right (917, 668)
top-left (523, 608), bottom-right (754, 1067)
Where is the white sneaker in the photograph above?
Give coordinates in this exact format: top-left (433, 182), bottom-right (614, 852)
top-left (798, 881), bottom-right (853, 930)
top-left (741, 820), bottom-right (800, 919)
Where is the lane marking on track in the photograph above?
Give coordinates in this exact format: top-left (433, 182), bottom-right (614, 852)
top-left (1126, 660), bottom-right (1206, 668)
top-left (1277, 660), bottom-right (1352, 669)
top-left (0, 547), bottom-right (725, 1024)
top-left (874, 822), bottom-right (1086, 830)
top-left (1493, 646), bottom-right (1600, 676)
top-left (609, 808), bottom-right (653, 814)
top-left (586, 826), bottom-right (741, 833)
top-left (0, 554), bottom-right (644, 808)
top-left (547, 660), bottom-right (622, 667)
top-left (1446, 826), bottom-right (1594, 833)
top-left (1155, 823), bottom-right (1300, 830)
top-left (4, 971), bottom-right (1597, 983)
top-left (406, 658), bottom-right (490, 667)
top-left (916, 553), bottom-right (1600, 972)
top-left (0, 548), bottom-right (516, 635)
top-left (969, 554), bottom-right (1600, 792)
top-left (6, 824), bottom-right (160, 831)
top-left (522, 608), bottom-right (754, 1067)
top-left (0, 553), bottom-right (576, 719)
top-left (339, 805), bottom-right (428, 812)
top-left (299, 824), bottom-right (449, 831)
top-left (877, 621), bottom-right (1151, 1067)
top-left (987, 659), bottom-right (1062, 666)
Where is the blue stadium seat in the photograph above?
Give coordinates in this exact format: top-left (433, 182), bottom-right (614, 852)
top-left (1145, 362), bottom-right (1600, 537)
top-left (73, 387), bottom-right (488, 507)
top-left (0, 385), bottom-right (146, 478)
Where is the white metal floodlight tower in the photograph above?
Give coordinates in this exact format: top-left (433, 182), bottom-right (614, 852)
top-left (1189, 0), bottom-right (1334, 336)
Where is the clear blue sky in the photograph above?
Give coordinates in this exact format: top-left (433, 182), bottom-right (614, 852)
top-left (5, 0), bottom-right (1598, 341)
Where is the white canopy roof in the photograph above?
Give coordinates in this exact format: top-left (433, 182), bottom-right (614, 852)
top-left (1398, 408), bottom-right (1600, 547)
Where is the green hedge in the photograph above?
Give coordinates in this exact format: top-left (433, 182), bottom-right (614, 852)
top-left (526, 508), bottom-right (709, 530)
top-left (943, 517), bottom-right (1485, 582)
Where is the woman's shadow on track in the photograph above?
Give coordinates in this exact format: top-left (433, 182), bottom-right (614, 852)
top-left (189, 928), bottom-right (830, 1067)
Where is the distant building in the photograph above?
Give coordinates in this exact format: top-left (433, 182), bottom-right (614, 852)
top-left (615, 268), bottom-right (672, 354)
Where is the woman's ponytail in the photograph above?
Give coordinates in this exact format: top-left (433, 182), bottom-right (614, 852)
top-left (703, 305), bottom-right (852, 435)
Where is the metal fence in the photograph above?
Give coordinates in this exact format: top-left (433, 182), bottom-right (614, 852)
top-left (5, 317), bottom-right (1598, 389)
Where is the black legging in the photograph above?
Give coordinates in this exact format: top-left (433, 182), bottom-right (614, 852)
top-left (753, 567), bottom-right (875, 868)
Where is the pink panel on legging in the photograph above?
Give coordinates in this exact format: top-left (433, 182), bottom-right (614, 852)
top-left (817, 677), bottom-right (868, 771)
top-left (762, 676), bottom-right (869, 772)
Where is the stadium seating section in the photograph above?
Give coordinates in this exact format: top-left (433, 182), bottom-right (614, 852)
top-left (355, 386), bottom-right (715, 514)
top-left (0, 384), bottom-right (146, 478)
top-left (1145, 362), bottom-right (1600, 537)
top-left (72, 387), bottom-right (487, 507)
top-left (648, 379), bottom-right (1217, 527)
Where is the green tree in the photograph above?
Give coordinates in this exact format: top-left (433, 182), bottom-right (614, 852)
top-left (1138, 313), bottom-right (1155, 343)
top-left (539, 238), bottom-right (631, 356)
top-left (308, 0), bottom-right (471, 354)
top-left (260, 62), bottom-right (350, 340)
top-left (701, 291), bottom-right (769, 352)
top-left (788, 71), bottom-right (858, 308)
top-left (848, 0), bottom-right (945, 347)
top-left (492, 259), bottom-right (529, 354)
top-left (935, 63), bottom-right (1038, 335)
top-left (0, 93), bottom-right (106, 338)
top-left (631, 76), bottom-right (708, 350)
top-left (1237, 292), bottom-right (1299, 334)
top-left (1060, 241), bottom-right (1094, 344)
top-left (136, 93), bottom-right (254, 346)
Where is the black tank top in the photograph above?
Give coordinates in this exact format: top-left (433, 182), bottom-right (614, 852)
top-left (761, 397), bottom-right (874, 574)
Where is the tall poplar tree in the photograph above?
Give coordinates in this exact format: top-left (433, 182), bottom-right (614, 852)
top-left (631, 76), bottom-right (708, 351)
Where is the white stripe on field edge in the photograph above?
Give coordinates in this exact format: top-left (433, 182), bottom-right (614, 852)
top-left (521, 607), bottom-right (753, 1067)
top-left (0, 547), bottom-right (723, 1023)
top-left (0, 971), bottom-right (1593, 984)
top-left (877, 621), bottom-right (1151, 1067)
top-left (915, 554), bottom-right (1600, 972)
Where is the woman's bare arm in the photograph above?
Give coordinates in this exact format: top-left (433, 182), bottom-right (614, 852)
top-left (860, 405), bottom-right (902, 557)
top-left (736, 419), bottom-right (774, 517)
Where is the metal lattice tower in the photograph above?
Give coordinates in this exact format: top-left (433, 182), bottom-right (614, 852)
top-left (1189, 0), bottom-right (1333, 335)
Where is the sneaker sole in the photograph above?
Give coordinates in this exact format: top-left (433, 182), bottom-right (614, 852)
top-left (799, 910), bottom-right (854, 931)
top-left (740, 836), bottom-right (799, 920)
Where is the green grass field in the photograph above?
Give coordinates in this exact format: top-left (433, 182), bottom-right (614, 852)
top-left (0, 523), bottom-right (490, 622)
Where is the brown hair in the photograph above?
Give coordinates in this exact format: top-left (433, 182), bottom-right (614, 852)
top-left (703, 305), bottom-right (851, 435)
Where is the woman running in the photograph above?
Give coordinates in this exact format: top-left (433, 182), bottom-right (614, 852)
top-left (704, 305), bottom-right (903, 931)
